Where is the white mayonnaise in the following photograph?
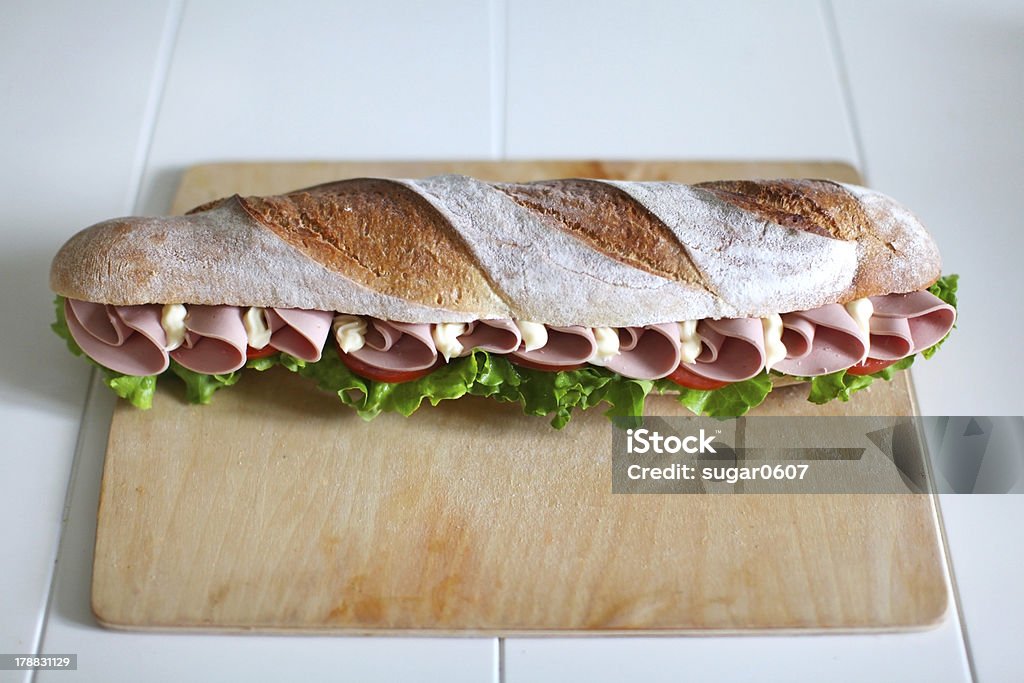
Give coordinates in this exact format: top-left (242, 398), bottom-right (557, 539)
top-left (161, 303), bottom-right (187, 351)
top-left (514, 320), bottom-right (548, 352)
top-left (845, 297), bottom-right (874, 360)
top-left (333, 314), bottom-right (367, 353)
top-left (243, 307), bottom-right (272, 349)
top-left (761, 313), bottom-right (787, 370)
top-left (845, 298), bottom-right (873, 337)
top-left (592, 327), bottom-right (620, 362)
top-left (678, 320), bottom-right (702, 364)
top-left (432, 322), bottom-right (467, 361)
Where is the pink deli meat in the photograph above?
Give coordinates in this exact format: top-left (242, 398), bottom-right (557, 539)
top-left (682, 318), bottom-right (766, 382)
top-left (265, 308), bottom-right (333, 361)
top-left (772, 304), bottom-right (869, 377)
top-left (346, 320), bottom-right (438, 372)
top-left (65, 288), bottom-right (955, 381)
top-left (866, 291), bottom-right (956, 360)
top-left (170, 305), bottom-right (248, 374)
top-left (65, 299), bottom-right (169, 376)
top-left (457, 319), bottom-right (522, 354)
top-left (511, 326), bottom-right (597, 367)
top-left (603, 323), bottom-right (681, 380)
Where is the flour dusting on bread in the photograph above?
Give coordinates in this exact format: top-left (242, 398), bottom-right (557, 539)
top-left (50, 176), bottom-right (943, 325)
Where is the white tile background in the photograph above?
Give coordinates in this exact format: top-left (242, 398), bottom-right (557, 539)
top-left (0, 4), bottom-right (174, 683)
top-left (2, 1), bottom-right (1021, 681)
top-left (504, 1), bottom-right (857, 162)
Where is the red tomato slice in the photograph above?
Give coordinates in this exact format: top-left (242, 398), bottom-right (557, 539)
top-left (246, 345), bottom-right (278, 360)
top-left (508, 356), bottom-right (587, 372)
top-left (336, 346), bottom-right (443, 383)
top-left (846, 357), bottom-right (898, 376)
top-left (665, 364), bottom-right (731, 390)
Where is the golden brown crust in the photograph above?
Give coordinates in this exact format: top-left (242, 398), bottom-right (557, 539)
top-left (51, 176), bottom-right (943, 324)
top-left (495, 179), bottom-right (712, 288)
top-left (237, 179), bottom-right (508, 311)
top-left (694, 179), bottom-right (941, 301)
top-left (695, 179), bottom-right (867, 239)
top-left (49, 196), bottom-right (487, 320)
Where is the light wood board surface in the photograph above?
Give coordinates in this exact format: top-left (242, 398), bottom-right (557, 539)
top-left (92, 161), bottom-right (948, 634)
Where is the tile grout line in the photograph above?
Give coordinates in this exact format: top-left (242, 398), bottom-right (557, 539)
top-left (491, 0), bottom-right (507, 675)
top-left (931, 493), bottom-right (980, 683)
top-left (29, 2), bottom-right (186, 678)
top-left (824, 1), bottom-right (978, 672)
top-left (918, 419), bottom-right (977, 683)
top-left (29, 370), bottom-right (97, 683)
top-left (820, 0), bottom-right (869, 182)
top-left (824, 4), bottom-right (975, 680)
top-left (128, 0), bottom-right (186, 214)
top-left (489, 0), bottom-right (508, 159)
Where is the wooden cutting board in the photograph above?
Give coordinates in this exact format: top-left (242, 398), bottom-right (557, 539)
top-left (91, 161), bottom-right (949, 634)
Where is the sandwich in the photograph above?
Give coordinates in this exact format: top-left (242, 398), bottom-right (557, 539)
top-left (49, 175), bottom-right (957, 427)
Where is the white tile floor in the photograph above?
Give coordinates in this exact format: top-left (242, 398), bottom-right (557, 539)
top-left (504, 1), bottom-right (857, 162)
top-left (0, 4), bottom-right (174, 682)
top-left (3, 1), bottom-right (1022, 680)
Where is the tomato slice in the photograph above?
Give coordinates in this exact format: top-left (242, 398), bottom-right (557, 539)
top-left (665, 364), bottom-right (731, 390)
top-left (336, 346), bottom-right (443, 383)
top-left (508, 356), bottom-right (587, 372)
top-left (846, 357), bottom-right (898, 376)
top-left (246, 345), bottom-right (278, 360)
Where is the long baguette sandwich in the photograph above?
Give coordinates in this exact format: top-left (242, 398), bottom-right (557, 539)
top-left (50, 175), bottom-right (957, 427)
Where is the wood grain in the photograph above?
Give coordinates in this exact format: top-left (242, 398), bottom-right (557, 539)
top-left (91, 161), bottom-right (949, 634)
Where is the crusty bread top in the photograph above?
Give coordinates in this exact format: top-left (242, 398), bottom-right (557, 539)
top-left (49, 176), bottom-right (942, 327)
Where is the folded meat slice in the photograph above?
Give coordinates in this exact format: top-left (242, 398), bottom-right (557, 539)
top-left (866, 316), bottom-right (913, 360)
top-left (603, 323), bottom-right (681, 379)
top-left (773, 304), bottom-right (867, 376)
top-left (867, 291), bottom-right (955, 360)
top-left (346, 320), bottom-right (438, 371)
top-left (511, 325), bottom-right (597, 367)
top-left (65, 299), bottom-right (169, 376)
top-left (458, 319), bottom-right (521, 354)
top-left (171, 305), bottom-right (248, 374)
top-left (265, 308), bottom-right (334, 361)
top-left (682, 318), bottom-right (766, 382)
top-left (64, 286), bottom-right (955, 385)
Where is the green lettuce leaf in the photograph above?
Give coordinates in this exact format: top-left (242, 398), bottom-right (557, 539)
top-left (51, 295), bottom-right (84, 358)
top-left (287, 350), bottom-right (648, 428)
top-left (52, 295), bottom-right (159, 409)
top-left (104, 373), bottom-right (158, 408)
top-left (654, 371), bottom-right (773, 417)
top-left (796, 273), bottom-right (958, 403)
top-left (928, 273), bottom-right (958, 309)
top-left (168, 363), bottom-right (240, 404)
top-left (803, 354), bottom-right (916, 404)
top-left (245, 355), bottom-right (281, 372)
top-left (923, 273), bottom-right (958, 359)
top-left (50, 272), bottom-right (960, 422)
top-left (591, 377), bottom-right (653, 430)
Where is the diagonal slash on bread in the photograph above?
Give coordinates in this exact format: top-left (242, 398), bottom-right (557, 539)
top-left (50, 176), bottom-right (941, 327)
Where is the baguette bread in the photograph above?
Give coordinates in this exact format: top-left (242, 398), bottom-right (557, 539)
top-left (49, 175), bottom-right (958, 422)
top-left (50, 176), bottom-right (941, 327)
